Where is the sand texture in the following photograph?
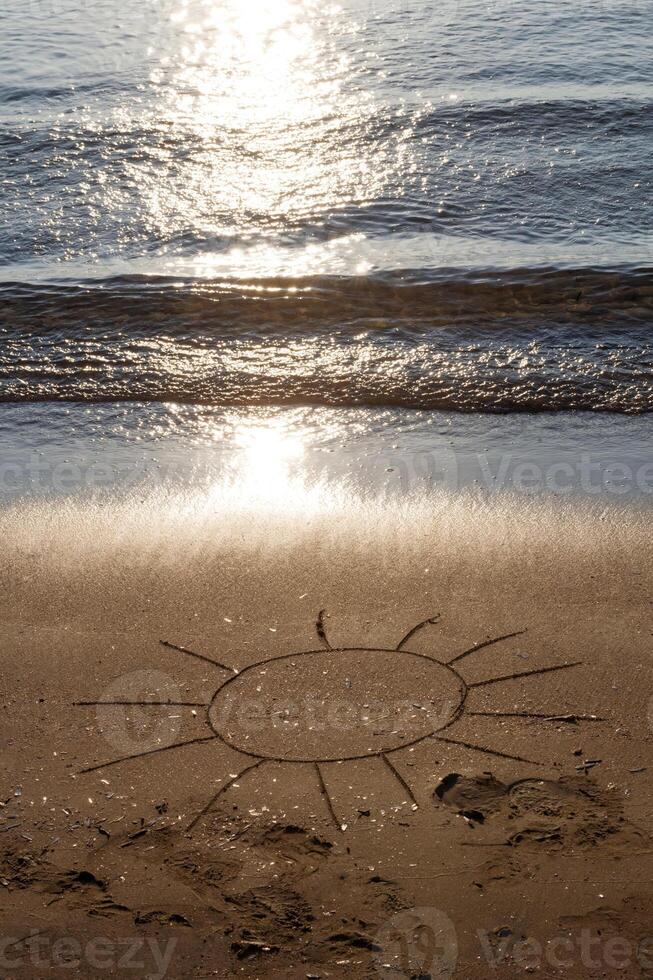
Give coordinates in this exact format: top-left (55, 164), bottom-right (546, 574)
top-left (0, 493), bottom-right (651, 977)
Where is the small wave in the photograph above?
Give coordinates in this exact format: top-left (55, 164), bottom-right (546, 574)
top-left (414, 96), bottom-right (653, 137)
top-left (2, 266), bottom-right (652, 331)
top-left (0, 268), bottom-right (651, 413)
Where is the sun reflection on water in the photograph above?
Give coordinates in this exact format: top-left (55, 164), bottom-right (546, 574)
top-left (204, 420), bottom-right (340, 514)
top-left (237, 422), bottom-right (304, 476)
top-left (141, 0), bottom-right (409, 274)
top-left (168, 0), bottom-right (332, 129)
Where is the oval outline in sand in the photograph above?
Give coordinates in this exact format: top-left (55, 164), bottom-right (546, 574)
top-left (208, 647), bottom-right (467, 763)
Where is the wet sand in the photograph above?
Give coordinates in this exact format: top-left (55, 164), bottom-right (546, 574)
top-left (0, 491), bottom-right (652, 978)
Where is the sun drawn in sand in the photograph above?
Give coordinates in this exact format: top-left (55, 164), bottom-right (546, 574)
top-left (76, 612), bottom-right (600, 831)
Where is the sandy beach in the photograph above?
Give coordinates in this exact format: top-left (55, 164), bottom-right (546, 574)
top-left (3, 0), bottom-right (652, 974)
top-left (1, 491), bottom-right (651, 977)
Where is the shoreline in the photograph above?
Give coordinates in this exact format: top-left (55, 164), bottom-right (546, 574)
top-left (0, 403), bottom-right (651, 508)
top-left (1, 486), bottom-right (651, 976)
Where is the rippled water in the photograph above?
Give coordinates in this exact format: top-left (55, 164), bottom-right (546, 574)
top-left (1, 0), bottom-right (652, 411)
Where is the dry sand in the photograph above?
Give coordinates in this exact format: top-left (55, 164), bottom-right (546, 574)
top-left (0, 489), bottom-right (651, 978)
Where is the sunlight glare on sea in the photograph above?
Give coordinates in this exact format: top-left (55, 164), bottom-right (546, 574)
top-left (141, 0), bottom-right (403, 275)
top-left (1, 0), bottom-right (651, 412)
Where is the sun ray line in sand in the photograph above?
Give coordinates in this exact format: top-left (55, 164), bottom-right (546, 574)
top-left (316, 609), bottom-right (331, 649)
top-left (315, 763), bottom-right (342, 830)
top-left (468, 710), bottom-right (604, 722)
top-left (74, 700), bottom-right (209, 707)
top-left (432, 735), bottom-right (548, 766)
top-left (79, 735), bottom-right (219, 774)
top-left (395, 614), bottom-right (441, 651)
top-left (159, 639), bottom-right (237, 674)
top-left (187, 759), bottom-right (267, 832)
top-left (446, 629), bottom-right (528, 665)
top-left (468, 661), bottom-right (584, 688)
top-left (382, 753), bottom-right (418, 807)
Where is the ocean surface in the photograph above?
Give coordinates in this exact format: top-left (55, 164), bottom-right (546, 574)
top-left (1, 0), bottom-right (652, 414)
